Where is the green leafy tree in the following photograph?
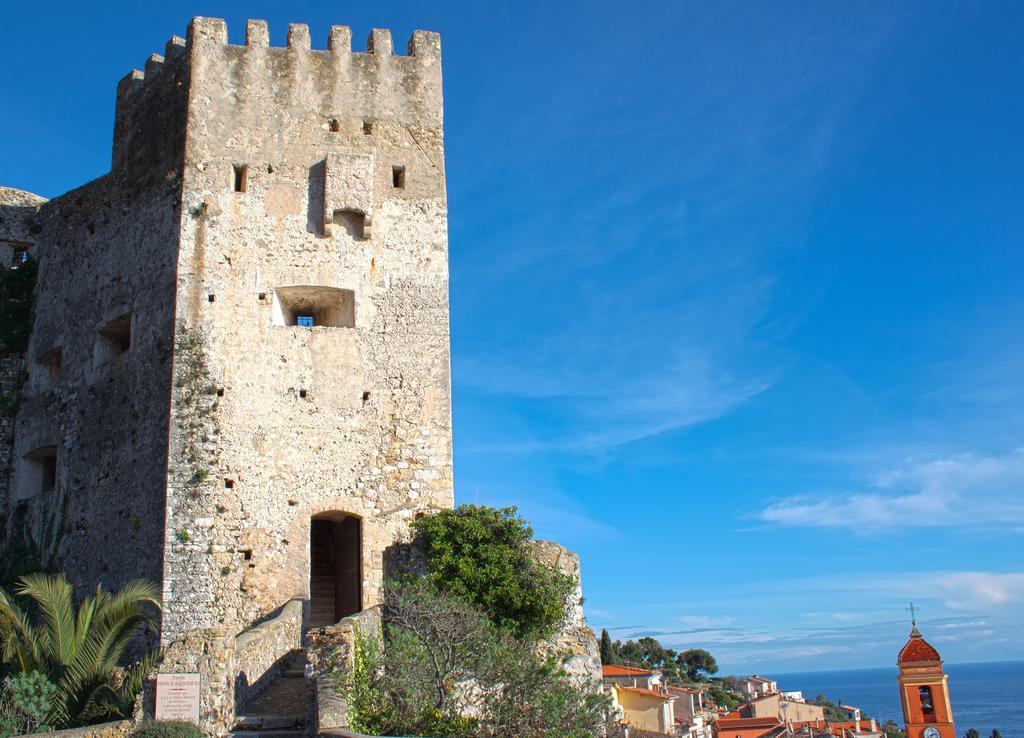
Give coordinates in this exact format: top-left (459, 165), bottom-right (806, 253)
top-left (615, 637), bottom-right (679, 679)
top-left (677, 648), bottom-right (717, 681)
top-left (0, 573), bottom-right (161, 728)
top-left (990, 731), bottom-right (1001, 738)
top-left (964, 730), bottom-right (980, 738)
top-left (600, 629), bottom-right (619, 665)
top-left (411, 505), bottom-right (575, 639)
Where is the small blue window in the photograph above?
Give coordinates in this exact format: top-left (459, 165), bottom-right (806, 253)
top-left (296, 315), bottom-right (314, 328)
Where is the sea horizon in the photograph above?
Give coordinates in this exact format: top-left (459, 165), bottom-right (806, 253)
top-left (766, 659), bottom-right (1023, 738)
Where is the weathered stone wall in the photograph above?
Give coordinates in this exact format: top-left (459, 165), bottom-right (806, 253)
top-left (160, 18), bottom-right (452, 642)
top-left (0, 34), bottom-right (189, 603)
top-left (234, 598), bottom-right (304, 709)
top-left (530, 540), bottom-right (604, 689)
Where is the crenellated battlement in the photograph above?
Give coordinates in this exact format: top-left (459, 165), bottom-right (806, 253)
top-left (183, 16), bottom-right (441, 60)
top-left (112, 17), bottom-right (443, 181)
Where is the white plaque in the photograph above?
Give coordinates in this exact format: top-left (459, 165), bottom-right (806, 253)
top-left (155, 673), bottom-right (201, 723)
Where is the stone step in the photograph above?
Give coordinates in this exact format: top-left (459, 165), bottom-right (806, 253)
top-left (234, 714), bottom-right (304, 730)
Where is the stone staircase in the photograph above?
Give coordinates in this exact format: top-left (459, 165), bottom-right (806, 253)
top-left (309, 536), bottom-right (337, 628)
top-left (231, 650), bottom-right (314, 738)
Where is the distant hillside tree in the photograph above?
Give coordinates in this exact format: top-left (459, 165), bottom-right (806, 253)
top-left (677, 649), bottom-right (717, 680)
top-left (600, 629), bottom-right (619, 665)
top-left (964, 730), bottom-right (980, 738)
top-left (615, 637), bottom-right (682, 681)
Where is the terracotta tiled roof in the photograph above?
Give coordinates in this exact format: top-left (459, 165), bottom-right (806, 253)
top-left (898, 628), bottom-right (941, 663)
top-left (716, 717), bottom-right (783, 728)
top-left (603, 664), bottom-right (660, 677)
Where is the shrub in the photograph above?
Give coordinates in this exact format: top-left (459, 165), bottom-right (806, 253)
top-left (341, 579), bottom-right (612, 738)
top-left (0, 671), bottom-right (57, 736)
top-left (410, 505), bottom-right (575, 639)
top-left (130, 721), bottom-right (204, 738)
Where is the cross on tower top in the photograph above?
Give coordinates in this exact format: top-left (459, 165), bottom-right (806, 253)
top-left (907, 602), bottom-right (922, 636)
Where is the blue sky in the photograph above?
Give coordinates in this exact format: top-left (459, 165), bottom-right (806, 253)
top-left (3, 1), bottom-right (1023, 674)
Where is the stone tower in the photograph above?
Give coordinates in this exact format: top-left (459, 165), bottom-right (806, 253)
top-left (897, 621), bottom-right (956, 738)
top-left (0, 15), bottom-right (452, 719)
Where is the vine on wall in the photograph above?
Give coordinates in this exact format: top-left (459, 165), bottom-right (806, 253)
top-left (172, 323), bottom-right (220, 492)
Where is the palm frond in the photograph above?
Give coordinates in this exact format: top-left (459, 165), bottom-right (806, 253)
top-left (0, 585), bottom-right (44, 671)
top-left (17, 573), bottom-right (76, 668)
top-left (1, 574), bottom-right (163, 730)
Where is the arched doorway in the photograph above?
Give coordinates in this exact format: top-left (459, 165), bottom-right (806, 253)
top-left (309, 513), bottom-right (362, 627)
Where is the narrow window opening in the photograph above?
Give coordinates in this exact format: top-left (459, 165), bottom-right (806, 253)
top-left (240, 549), bottom-right (253, 561)
top-left (94, 313), bottom-right (132, 367)
top-left (208, 294), bottom-right (216, 303)
top-left (225, 478), bottom-right (235, 489)
top-left (6, 242), bottom-right (30, 267)
top-left (216, 387), bottom-right (225, 397)
top-left (35, 346), bottom-right (62, 389)
top-left (232, 165), bottom-right (248, 193)
top-left (41, 456), bottom-right (56, 492)
top-left (272, 286), bottom-right (355, 329)
top-left (361, 391), bottom-right (370, 402)
top-left (362, 120), bottom-right (373, 135)
top-left (258, 292), bottom-right (267, 301)
top-left (299, 389), bottom-right (308, 399)
top-left (392, 165), bottom-right (406, 189)
top-left (329, 118), bottom-right (340, 132)
top-left (20, 445), bottom-right (57, 498)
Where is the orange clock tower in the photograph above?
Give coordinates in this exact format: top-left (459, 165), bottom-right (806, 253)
top-left (897, 607), bottom-right (955, 738)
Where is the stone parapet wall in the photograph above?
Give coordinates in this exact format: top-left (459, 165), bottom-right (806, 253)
top-left (154, 597), bottom-right (307, 735)
top-left (530, 540), bottom-right (603, 689)
top-left (234, 598), bottom-right (304, 709)
top-left (306, 606), bottom-right (382, 732)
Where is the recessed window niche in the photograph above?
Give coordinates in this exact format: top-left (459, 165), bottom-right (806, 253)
top-left (94, 313), bottom-right (132, 367)
top-left (17, 445), bottom-right (57, 498)
top-left (33, 346), bottom-right (62, 390)
top-left (272, 286), bottom-right (355, 329)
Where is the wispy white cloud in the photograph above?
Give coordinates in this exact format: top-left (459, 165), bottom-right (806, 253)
top-left (677, 615), bottom-right (737, 629)
top-left (759, 448), bottom-right (1024, 531)
top-left (800, 611), bottom-right (862, 622)
top-left (454, 7), bottom-right (906, 458)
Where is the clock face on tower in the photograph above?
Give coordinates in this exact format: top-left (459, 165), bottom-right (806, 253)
top-left (923, 728), bottom-right (941, 738)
